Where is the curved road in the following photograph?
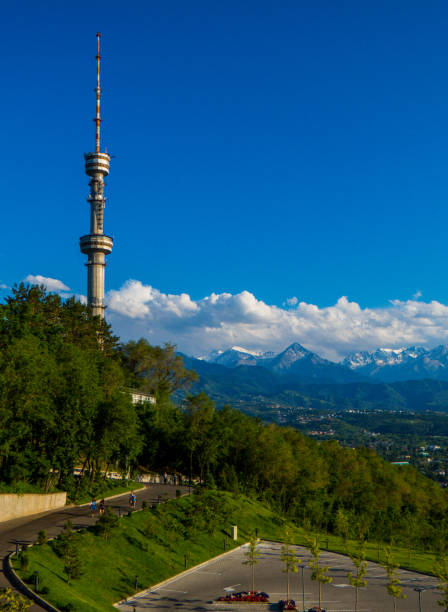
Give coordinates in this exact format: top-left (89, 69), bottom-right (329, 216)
top-left (0, 484), bottom-right (188, 611)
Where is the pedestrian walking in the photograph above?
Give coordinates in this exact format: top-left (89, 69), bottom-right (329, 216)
top-left (99, 498), bottom-right (105, 515)
top-left (90, 498), bottom-right (97, 517)
top-left (163, 471), bottom-right (168, 484)
top-left (129, 491), bottom-right (136, 510)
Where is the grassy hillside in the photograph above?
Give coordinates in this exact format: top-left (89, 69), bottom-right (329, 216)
top-left (15, 490), bottom-right (440, 612)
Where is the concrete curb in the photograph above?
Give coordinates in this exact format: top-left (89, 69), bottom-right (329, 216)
top-left (4, 552), bottom-right (60, 612)
top-left (114, 540), bottom-right (250, 607)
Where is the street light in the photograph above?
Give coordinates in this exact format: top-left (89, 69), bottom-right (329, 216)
top-left (414, 587), bottom-right (426, 612)
top-left (34, 571), bottom-right (39, 593)
top-left (301, 565), bottom-right (305, 611)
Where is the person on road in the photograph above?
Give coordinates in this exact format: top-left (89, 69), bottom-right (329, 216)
top-left (129, 491), bottom-right (136, 510)
top-left (163, 471), bottom-right (168, 484)
top-left (90, 498), bottom-right (97, 517)
top-left (99, 498), bottom-right (105, 515)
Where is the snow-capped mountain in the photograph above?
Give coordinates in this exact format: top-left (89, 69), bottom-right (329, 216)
top-left (266, 342), bottom-right (361, 382)
top-left (200, 342), bottom-right (448, 383)
top-left (204, 342), bottom-right (360, 383)
top-left (343, 347), bottom-right (427, 370)
top-left (343, 345), bottom-right (448, 382)
top-left (208, 346), bottom-right (274, 368)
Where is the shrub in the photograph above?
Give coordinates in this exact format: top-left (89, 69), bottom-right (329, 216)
top-left (95, 507), bottom-right (120, 540)
top-left (20, 555), bottom-right (29, 572)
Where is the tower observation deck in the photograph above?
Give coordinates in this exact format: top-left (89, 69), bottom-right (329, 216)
top-left (80, 33), bottom-right (113, 318)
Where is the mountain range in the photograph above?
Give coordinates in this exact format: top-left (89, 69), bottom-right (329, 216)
top-left (202, 343), bottom-right (360, 384)
top-left (181, 351), bottom-right (448, 416)
top-left (200, 343), bottom-right (448, 383)
top-left (177, 343), bottom-right (448, 417)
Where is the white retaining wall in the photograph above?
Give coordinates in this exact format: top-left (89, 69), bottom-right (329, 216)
top-left (0, 492), bottom-right (67, 523)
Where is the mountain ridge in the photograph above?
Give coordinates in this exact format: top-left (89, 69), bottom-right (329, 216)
top-left (200, 342), bottom-right (448, 383)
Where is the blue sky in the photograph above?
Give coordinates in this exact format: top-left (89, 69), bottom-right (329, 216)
top-left (3, 1), bottom-right (448, 358)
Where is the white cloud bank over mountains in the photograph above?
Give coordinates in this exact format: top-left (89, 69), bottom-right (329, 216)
top-left (105, 279), bottom-right (448, 361)
top-left (21, 275), bottom-right (448, 360)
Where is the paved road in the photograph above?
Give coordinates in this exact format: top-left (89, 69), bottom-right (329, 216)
top-left (0, 484), bottom-right (189, 611)
top-left (118, 541), bottom-right (441, 611)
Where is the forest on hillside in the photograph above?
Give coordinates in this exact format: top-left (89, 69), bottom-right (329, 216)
top-left (1, 285), bottom-right (448, 552)
top-left (181, 353), bottom-right (448, 414)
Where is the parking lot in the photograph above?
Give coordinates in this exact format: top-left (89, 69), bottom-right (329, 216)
top-left (118, 540), bottom-right (441, 611)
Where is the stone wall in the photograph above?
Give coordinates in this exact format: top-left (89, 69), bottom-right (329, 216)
top-left (0, 492), bottom-right (67, 523)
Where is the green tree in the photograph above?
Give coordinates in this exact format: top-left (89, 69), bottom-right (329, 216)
top-left (335, 508), bottom-right (350, 552)
top-left (243, 534), bottom-right (262, 593)
top-left (306, 535), bottom-right (332, 609)
top-left (348, 541), bottom-right (368, 612)
top-left (120, 339), bottom-right (197, 400)
top-left (95, 507), bottom-right (120, 540)
top-left (381, 547), bottom-right (406, 612)
top-left (57, 521), bottom-right (83, 584)
top-left (0, 588), bottom-right (31, 611)
top-left (184, 393), bottom-right (217, 483)
top-left (434, 556), bottom-right (448, 610)
top-left (281, 530), bottom-right (301, 602)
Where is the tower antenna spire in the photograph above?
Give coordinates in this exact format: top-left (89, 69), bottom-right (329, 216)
top-left (81, 32), bottom-right (113, 319)
top-left (95, 32), bottom-right (102, 153)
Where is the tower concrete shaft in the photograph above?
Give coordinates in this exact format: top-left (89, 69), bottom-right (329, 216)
top-left (80, 33), bottom-right (113, 318)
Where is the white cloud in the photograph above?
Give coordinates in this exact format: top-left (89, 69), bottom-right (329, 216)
top-left (25, 275), bottom-right (70, 293)
top-left (413, 290), bottom-right (422, 300)
top-left (106, 280), bottom-right (448, 361)
top-left (285, 296), bottom-right (299, 307)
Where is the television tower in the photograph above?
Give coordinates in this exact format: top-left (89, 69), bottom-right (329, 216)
top-left (80, 32), bottom-right (113, 318)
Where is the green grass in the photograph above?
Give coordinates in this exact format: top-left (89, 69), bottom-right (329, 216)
top-left (0, 481), bottom-right (60, 495)
top-left (14, 490), bottom-right (440, 612)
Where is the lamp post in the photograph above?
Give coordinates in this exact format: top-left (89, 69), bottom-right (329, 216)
top-left (301, 565), bottom-right (305, 611)
top-left (414, 587), bottom-right (425, 612)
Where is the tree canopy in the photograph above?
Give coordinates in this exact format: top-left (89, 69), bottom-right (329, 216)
top-left (1, 285), bottom-right (448, 553)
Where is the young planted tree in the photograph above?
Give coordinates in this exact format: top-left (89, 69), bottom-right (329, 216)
top-left (348, 541), bottom-right (368, 612)
top-left (58, 521), bottom-right (83, 584)
top-left (434, 556), bottom-right (448, 610)
top-left (381, 547), bottom-right (406, 612)
top-left (335, 508), bottom-right (350, 553)
top-left (281, 530), bottom-right (301, 603)
top-left (306, 535), bottom-right (332, 609)
top-left (243, 534), bottom-right (262, 593)
top-left (95, 507), bottom-right (120, 541)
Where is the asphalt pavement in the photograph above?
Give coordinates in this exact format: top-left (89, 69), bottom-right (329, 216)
top-left (0, 484), bottom-right (188, 611)
top-left (118, 540), bottom-right (441, 612)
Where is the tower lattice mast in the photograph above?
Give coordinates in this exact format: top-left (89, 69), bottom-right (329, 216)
top-left (80, 32), bottom-right (114, 318)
